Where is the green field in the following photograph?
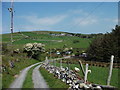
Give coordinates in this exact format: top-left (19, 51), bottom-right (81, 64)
top-left (50, 62), bottom-right (119, 88)
top-left (2, 31), bottom-right (92, 50)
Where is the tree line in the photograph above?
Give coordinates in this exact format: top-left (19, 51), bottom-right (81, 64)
top-left (86, 25), bottom-right (120, 63)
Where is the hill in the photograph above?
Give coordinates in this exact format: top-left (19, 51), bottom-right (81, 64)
top-left (2, 31), bottom-right (92, 50)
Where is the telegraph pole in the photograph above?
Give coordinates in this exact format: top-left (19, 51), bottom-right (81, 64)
top-left (8, 0), bottom-right (14, 44)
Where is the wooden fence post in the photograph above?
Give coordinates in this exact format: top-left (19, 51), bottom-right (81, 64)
top-left (107, 55), bottom-right (114, 86)
top-left (79, 60), bottom-right (85, 75)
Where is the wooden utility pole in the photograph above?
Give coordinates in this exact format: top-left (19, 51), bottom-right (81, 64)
top-left (8, 0), bottom-right (14, 44)
top-left (107, 55), bottom-right (114, 86)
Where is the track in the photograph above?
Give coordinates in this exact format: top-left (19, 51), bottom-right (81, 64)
top-left (9, 62), bottom-right (40, 88)
top-left (32, 65), bottom-right (49, 88)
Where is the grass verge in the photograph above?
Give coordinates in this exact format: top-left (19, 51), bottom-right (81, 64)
top-left (39, 67), bottom-right (69, 88)
top-left (22, 64), bottom-right (39, 88)
top-left (2, 58), bottom-right (39, 88)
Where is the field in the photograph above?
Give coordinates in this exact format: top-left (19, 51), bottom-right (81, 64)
top-left (2, 31), bottom-right (92, 50)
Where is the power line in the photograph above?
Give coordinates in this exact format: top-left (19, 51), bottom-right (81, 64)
top-left (78, 2), bottom-right (104, 23)
top-left (60, 2), bottom-right (104, 31)
top-left (70, 2), bottom-right (104, 30)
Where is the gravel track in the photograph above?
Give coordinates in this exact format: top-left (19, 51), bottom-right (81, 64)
top-left (9, 62), bottom-right (40, 88)
top-left (32, 65), bottom-right (49, 88)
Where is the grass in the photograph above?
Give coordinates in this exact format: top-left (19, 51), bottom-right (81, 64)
top-left (0, 74), bottom-right (2, 90)
top-left (88, 66), bottom-right (119, 87)
top-left (50, 62), bottom-right (119, 88)
top-left (22, 64), bottom-right (39, 88)
top-left (2, 55), bottom-right (39, 88)
top-left (39, 67), bottom-right (69, 88)
top-left (2, 31), bottom-right (92, 50)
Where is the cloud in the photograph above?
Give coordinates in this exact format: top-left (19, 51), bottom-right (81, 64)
top-left (20, 14), bottom-right (67, 26)
top-left (103, 18), bottom-right (118, 23)
top-left (69, 9), bottom-right (99, 26)
top-left (73, 17), bottom-right (98, 26)
top-left (68, 9), bottom-right (90, 17)
top-left (112, 19), bottom-right (118, 23)
top-left (18, 9), bottom-right (98, 30)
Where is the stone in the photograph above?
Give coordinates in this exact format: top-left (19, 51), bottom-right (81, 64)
top-left (14, 74), bottom-right (19, 78)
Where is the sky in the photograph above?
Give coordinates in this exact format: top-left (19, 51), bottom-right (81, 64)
top-left (2, 1), bottom-right (118, 34)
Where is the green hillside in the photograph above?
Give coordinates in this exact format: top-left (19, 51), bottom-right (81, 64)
top-left (2, 31), bottom-right (92, 50)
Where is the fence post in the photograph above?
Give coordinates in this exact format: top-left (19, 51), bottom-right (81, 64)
top-left (84, 63), bottom-right (88, 83)
top-left (45, 56), bottom-right (48, 64)
top-left (60, 59), bottom-right (62, 69)
top-left (55, 59), bottom-right (56, 67)
top-left (79, 60), bottom-right (85, 75)
top-left (107, 55), bottom-right (114, 86)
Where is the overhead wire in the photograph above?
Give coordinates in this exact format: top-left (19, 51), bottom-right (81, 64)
top-left (3, 2), bottom-right (104, 33)
top-left (71, 2), bottom-right (104, 31)
top-left (60, 2), bottom-right (104, 32)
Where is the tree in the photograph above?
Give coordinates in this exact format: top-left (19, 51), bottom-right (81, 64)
top-left (87, 25), bottom-right (120, 62)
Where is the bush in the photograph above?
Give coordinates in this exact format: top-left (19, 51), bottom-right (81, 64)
top-left (23, 42), bottom-right (45, 60)
top-left (73, 40), bottom-right (79, 43)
